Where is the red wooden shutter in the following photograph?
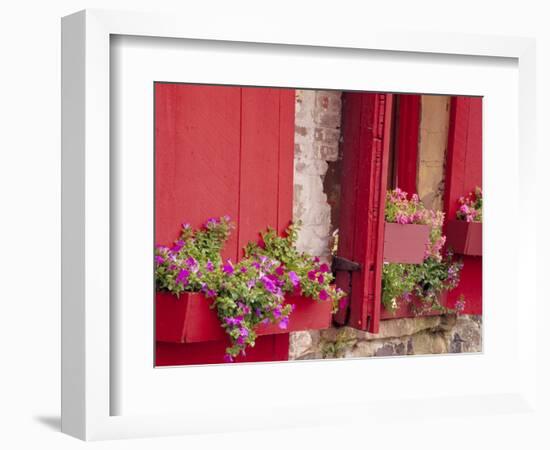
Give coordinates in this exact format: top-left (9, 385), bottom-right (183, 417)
top-left (443, 96), bottom-right (483, 315)
top-left (334, 93), bottom-right (394, 333)
top-left (395, 95), bottom-right (421, 194)
top-left (154, 83), bottom-right (295, 365)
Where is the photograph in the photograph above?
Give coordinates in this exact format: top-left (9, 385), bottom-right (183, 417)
top-left (153, 84), bottom-right (483, 366)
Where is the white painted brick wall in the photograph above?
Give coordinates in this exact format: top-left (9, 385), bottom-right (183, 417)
top-left (293, 89), bottom-right (342, 259)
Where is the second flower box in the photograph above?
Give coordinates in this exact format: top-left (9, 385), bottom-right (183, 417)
top-left (383, 222), bottom-right (430, 264)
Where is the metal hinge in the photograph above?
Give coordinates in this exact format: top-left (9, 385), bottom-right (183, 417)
top-left (331, 256), bottom-right (362, 273)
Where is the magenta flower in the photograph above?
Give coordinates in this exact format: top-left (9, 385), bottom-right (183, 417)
top-left (240, 266), bottom-right (248, 273)
top-left (339, 297), bottom-right (349, 309)
top-left (176, 269), bottom-right (190, 284)
top-left (307, 271), bottom-right (317, 281)
top-left (154, 255), bottom-right (165, 265)
top-left (319, 263), bottom-right (330, 273)
top-left (275, 266), bottom-right (285, 277)
top-left (288, 271), bottom-right (300, 287)
top-left (206, 260), bottom-right (214, 272)
top-left (223, 260), bottom-right (234, 275)
top-left (237, 302), bottom-right (251, 315)
top-left (223, 354), bottom-right (234, 363)
top-left (318, 289), bottom-right (329, 301)
top-left (278, 317), bottom-right (289, 330)
top-left (252, 262), bottom-right (261, 270)
top-left (225, 317), bottom-right (242, 326)
top-left (261, 276), bottom-right (277, 294)
top-left (171, 240), bottom-right (184, 252)
top-left (273, 307), bottom-right (282, 318)
top-left (267, 273), bottom-right (284, 287)
top-left (317, 274), bottom-right (325, 284)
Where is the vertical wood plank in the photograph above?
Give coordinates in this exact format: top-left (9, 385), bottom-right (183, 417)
top-left (238, 87), bottom-right (280, 256)
top-left (155, 83), bottom-right (241, 261)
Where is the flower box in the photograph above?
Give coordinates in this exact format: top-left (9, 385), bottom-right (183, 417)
top-left (445, 220), bottom-right (482, 256)
top-left (156, 291), bottom-right (333, 343)
top-left (383, 222), bottom-right (430, 264)
top-left (380, 290), bottom-right (449, 320)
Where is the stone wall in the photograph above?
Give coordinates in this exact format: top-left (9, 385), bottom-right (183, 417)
top-left (290, 314), bottom-right (482, 360)
top-left (289, 91), bottom-right (481, 360)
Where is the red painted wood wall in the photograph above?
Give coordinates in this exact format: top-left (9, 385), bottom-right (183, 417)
top-left (443, 97), bottom-right (483, 315)
top-left (155, 83), bottom-right (295, 365)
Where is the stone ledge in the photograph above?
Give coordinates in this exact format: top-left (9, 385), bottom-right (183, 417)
top-left (290, 315), bottom-right (482, 360)
top-left (320, 314), bottom-right (457, 342)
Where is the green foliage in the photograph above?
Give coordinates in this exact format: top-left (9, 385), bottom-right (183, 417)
top-left (245, 221), bottom-right (345, 308)
top-left (321, 328), bottom-right (357, 359)
top-left (382, 189), bottom-right (464, 315)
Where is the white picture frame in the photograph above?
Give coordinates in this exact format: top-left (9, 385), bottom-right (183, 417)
top-left (61, 9), bottom-right (538, 441)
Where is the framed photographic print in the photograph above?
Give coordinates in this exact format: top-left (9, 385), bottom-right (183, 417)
top-left (62, 9), bottom-right (538, 441)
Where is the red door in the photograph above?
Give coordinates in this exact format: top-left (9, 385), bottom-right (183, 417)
top-left (154, 83), bottom-right (295, 365)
